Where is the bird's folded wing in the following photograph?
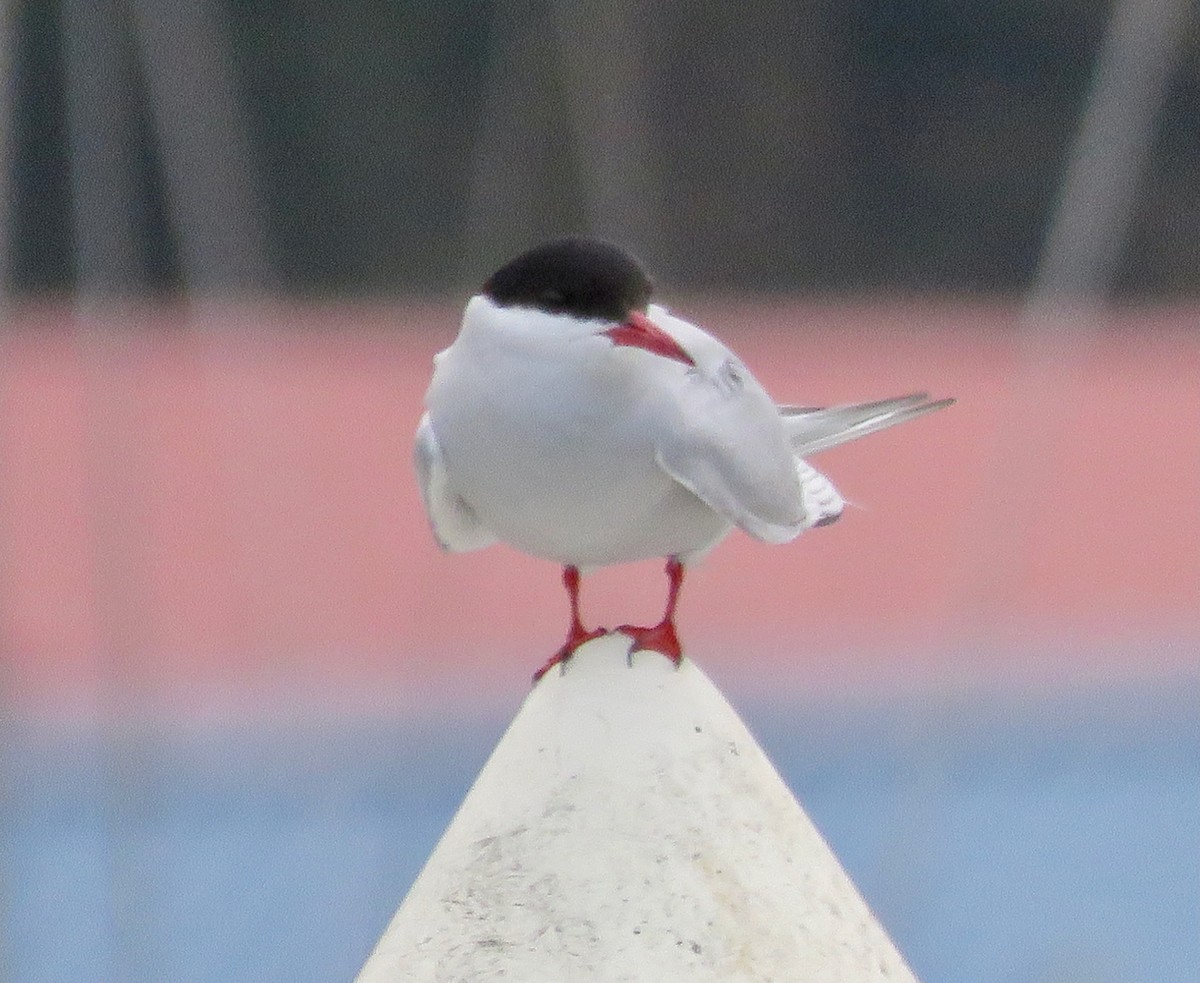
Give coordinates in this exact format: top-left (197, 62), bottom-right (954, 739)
top-left (653, 378), bottom-right (807, 546)
top-left (780, 393), bottom-right (954, 456)
top-left (413, 414), bottom-right (497, 552)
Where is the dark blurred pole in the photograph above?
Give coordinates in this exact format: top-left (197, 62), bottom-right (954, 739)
top-left (0, 0), bottom-right (11, 311)
top-left (61, 4), bottom-right (263, 978)
top-left (0, 1), bottom-right (12, 978)
top-left (550, 0), bottom-right (659, 263)
top-left (461, 0), bottom-right (555, 280)
top-left (60, 4), bottom-right (157, 979)
top-left (463, 0), bottom-right (659, 280)
top-left (921, 0), bottom-right (1195, 931)
top-left (1033, 0), bottom-right (1193, 306)
top-left (958, 0), bottom-right (1192, 625)
top-left (61, 4), bottom-right (158, 976)
top-left (76, 319), bottom-right (158, 983)
top-left (61, 0), bottom-right (141, 294)
top-left (128, 0), bottom-right (271, 294)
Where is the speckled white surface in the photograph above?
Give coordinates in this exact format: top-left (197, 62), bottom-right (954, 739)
top-left (356, 634), bottom-right (920, 982)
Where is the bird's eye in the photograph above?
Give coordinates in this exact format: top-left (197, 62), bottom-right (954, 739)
top-left (720, 360), bottom-right (744, 391)
top-left (540, 288), bottom-right (566, 307)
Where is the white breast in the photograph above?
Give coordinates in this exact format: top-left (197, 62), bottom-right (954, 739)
top-left (425, 298), bottom-right (734, 566)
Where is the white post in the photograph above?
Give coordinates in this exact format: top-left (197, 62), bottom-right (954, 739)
top-left (357, 634), bottom-right (920, 982)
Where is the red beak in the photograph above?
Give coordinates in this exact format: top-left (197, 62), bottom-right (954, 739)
top-left (602, 311), bottom-right (695, 367)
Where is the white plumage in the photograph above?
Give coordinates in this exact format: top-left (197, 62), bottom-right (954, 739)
top-left (417, 297), bottom-right (948, 565)
top-left (413, 238), bottom-right (951, 678)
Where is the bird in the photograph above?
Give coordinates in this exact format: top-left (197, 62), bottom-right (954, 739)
top-left (414, 237), bottom-right (952, 681)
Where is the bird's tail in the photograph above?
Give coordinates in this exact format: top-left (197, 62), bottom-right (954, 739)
top-left (779, 393), bottom-right (953, 457)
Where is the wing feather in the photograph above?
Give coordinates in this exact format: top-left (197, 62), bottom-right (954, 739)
top-left (413, 413), bottom-right (497, 553)
top-left (649, 343), bottom-right (807, 545)
top-left (781, 393), bottom-right (954, 456)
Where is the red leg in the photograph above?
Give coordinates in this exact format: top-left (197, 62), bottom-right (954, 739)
top-left (533, 565), bottom-right (607, 681)
top-left (614, 557), bottom-right (685, 667)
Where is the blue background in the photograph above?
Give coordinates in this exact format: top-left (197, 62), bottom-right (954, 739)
top-left (6, 676), bottom-right (1198, 983)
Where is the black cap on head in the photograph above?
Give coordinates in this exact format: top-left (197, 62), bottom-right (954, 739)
top-left (482, 237), bottom-right (653, 322)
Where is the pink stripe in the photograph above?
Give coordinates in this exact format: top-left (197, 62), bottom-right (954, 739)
top-left (2, 301), bottom-right (1197, 699)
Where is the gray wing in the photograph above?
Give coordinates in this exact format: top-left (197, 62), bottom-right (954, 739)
top-left (780, 393), bottom-right (954, 456)
top-left (653, 365), bottom-right (809, 545)
top-left (413, 413), bottom-right (497, 552)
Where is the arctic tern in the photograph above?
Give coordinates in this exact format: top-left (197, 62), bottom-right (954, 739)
top-left (415, 237), bottom-right (952, 680)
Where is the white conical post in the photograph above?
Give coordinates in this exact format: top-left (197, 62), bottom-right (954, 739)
top-left (357, 634), bottom-right (920, 982)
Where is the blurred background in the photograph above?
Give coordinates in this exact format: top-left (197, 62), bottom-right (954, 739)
top-left (3, 1), bottom-right (1199, 981)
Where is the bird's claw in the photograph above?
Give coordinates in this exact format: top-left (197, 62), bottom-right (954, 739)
top-left (532, 626), bottom-right (608, 682)
top-left (616, 620), bottom-right (683, 669)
